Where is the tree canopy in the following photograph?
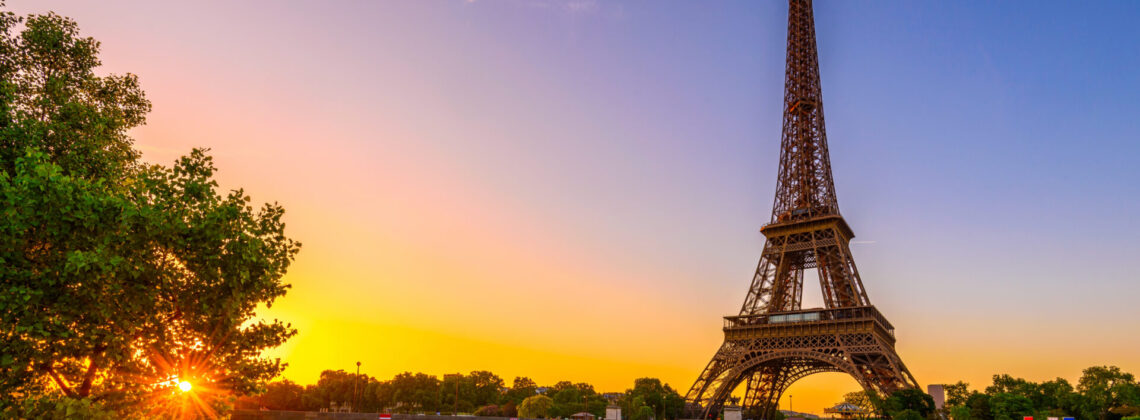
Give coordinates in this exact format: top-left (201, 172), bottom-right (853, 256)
top-left (519, 395), bottom-right (555, 419)
top-left (940, 366), bottom-right (1140, 420)
top-left (0, 5), bottom-right (299, 417)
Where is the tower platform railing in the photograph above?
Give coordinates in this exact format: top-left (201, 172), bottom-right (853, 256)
top-left (723, 305), bottom-right (894, 336)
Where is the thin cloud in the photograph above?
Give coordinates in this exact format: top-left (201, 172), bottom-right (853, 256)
top-left (565, 0), bottom-right (599, 14)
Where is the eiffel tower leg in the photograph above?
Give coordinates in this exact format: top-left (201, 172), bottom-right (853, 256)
top-left (741, 363), bottom-right (831, 420)
top-left (741, 367), bottom-right (787, 420)
top-left (685, 342), bottom-right (745, 419)
top-left (851, 350), bottom-right (919, 393)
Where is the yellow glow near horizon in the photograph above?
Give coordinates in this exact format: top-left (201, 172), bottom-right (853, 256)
top-left (178, 380), bottom-right (192, 393)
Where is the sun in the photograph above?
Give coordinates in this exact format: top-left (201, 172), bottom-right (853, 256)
top-left (178, 380), bottom-right (193, 392)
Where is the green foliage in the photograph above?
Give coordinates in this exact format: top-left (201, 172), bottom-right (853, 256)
top-left (382, 371), bottom-right (443, 413)
top-left (928, 367), bottom-right (1140, 420)
top-left (432, 371), bottom-right (508, 414)
top-left (294, 369), bottom-right (383, 412)
top-left (1038, 378), bottom-right (1077, 415)
top-left (467, 371), bottom-right (508, 410)
top-left (0, 148), bottom-right (299, 411)
top-left (2, 395), bottom-right (116, 420)
top-left (989, 393), bottom-right (1034, 420)
top-left (618, 377), bottom-right (686, 420)
top-left (631, 405), bottom-right (655, 420)
top-left (845, 390), bottom-right (878, 414)
top-left (945, 382), bottom-right (971, 408)
top-left (502, 401), bottom-right (519, 417)
top-left (260, 379), bottom-right (305, 411)
top-left (248, 373), bottom-right (679, 419)
top-left (519, 395), bottom-right (555, 419)
top-left (476, 404), bottom-right (505, 416)
top-left (988, 375), bottom-right (1039, 398)
top-left (1112, 407), bottom-right (1140, 417)
top-left (966, 392), bottom-right (994, 420)
top-left (0, 11), bottom-right (149, 182)
top-left (882, 388), bottom-right (935, 419)
top-left (893, 409), bottom-right (924, 420)
top-left (0, 5), bottom-right (299, 416)
top-left (546, 380), bottom-right (608, 418)
top-left (505, 376), bottom-right (539, 405)
top-left (950, 405), bottom-right (971, 420)
top-left (1078, 366), bottom-right (1140, 420)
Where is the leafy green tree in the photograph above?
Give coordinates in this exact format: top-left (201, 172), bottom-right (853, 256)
top-left (989, 393), bottom-right (1034, 420)
top-left (631, 405), bottom-right (655, 420)
top-left (1039, 378), bottom-right (1078, 417)
top-left (1111, 407), bottom-right (1140, 417)
top-left (620, 378), bottom-right (685, 420)
top-left (261, 379), bottom-right (305, 411)
top-left (442, 373), bottom-right (476, 414)
top-left (946, 382), bottom-right (972, 408)
top-left (501, 401), bottom-right (519, 417)
top-left (304, 369), bottom-right (381, 412)
top-left (949, 405), bottom-right (971, 420)
top-left (1, 394), bottom-right (114, 419)
top-left (382, 372), bottom-right (442, 413)
top-left (476, 404), bottom-right (504, 416)
top-left (0, 11), bottom-right (148, 182)
top-left (0, 5), bottom-right (299, 417)
top-left (987, 375), bottom-right (1038, 398)
top-left (301, 384), bottom-right (326, 411)
top-left (549, 381), bottom-right (608, 418)
top-left (845, 390), bottom-right (879, 414)
top-left (467, 370), bottom-right (506, 408)
top-left (520, 395), bottom-right (554, 419)
top-left (1078, 366), bottom-right (1140, 420)
top-left (966, 393), bottom-right (994, 420)
top-left (893, 409), bottom-right (924, 420)
top-left (1, 148), bottom-right (298, 415)
top-left (883, 389), bottom-right (936, 419)
top-left (552, 385), bottom-right (585, 417)
top-left (662, 390), bottom-right (686, 420)
top-left (506, 377), bottom-right (539, 405)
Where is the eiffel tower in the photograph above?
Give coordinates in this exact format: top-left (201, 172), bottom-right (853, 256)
top-left (683, 1), bottom-right (918, 418)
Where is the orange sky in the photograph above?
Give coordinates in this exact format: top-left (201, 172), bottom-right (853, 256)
top-left (12, 1), bottom-right (1140, 414)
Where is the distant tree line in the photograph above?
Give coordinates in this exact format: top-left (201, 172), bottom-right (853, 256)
top-left (842, 366), bottom-right (1140, 420)
top-left (239, 370), bottom-right (686, 419)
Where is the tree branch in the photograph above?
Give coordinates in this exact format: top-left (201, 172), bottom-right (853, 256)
top-left (44, 364), bottom-right (77, 398)
top-left (77, 347), bottom-right (106, 397)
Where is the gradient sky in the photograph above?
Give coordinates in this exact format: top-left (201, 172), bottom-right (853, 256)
top-left (11, 0), bottom-right (1140, 414)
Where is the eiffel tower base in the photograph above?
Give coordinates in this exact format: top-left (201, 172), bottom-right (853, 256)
top-left (684, 307), bottom-right (918, 420)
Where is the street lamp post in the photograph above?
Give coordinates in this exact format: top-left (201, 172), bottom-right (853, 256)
top-left (789, 395), bottom-right (793, 413)
top-left (445, 373), bottom-right (461, 416)
top-left (354, 361), bottom-right (361, 413)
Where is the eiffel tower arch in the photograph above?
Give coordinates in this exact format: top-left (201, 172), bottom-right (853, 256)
top-left (684, 1), bottom-right (919, 418)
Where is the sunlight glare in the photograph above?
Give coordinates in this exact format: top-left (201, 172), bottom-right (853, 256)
top-left (178, 380), bottom-right (192, 392)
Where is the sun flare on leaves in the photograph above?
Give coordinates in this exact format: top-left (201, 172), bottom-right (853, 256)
top-left (137, 348), bottom-right (228, 419)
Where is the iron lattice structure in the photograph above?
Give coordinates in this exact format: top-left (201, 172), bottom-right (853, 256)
top-left (684, 1), bottom-right (918, 418)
